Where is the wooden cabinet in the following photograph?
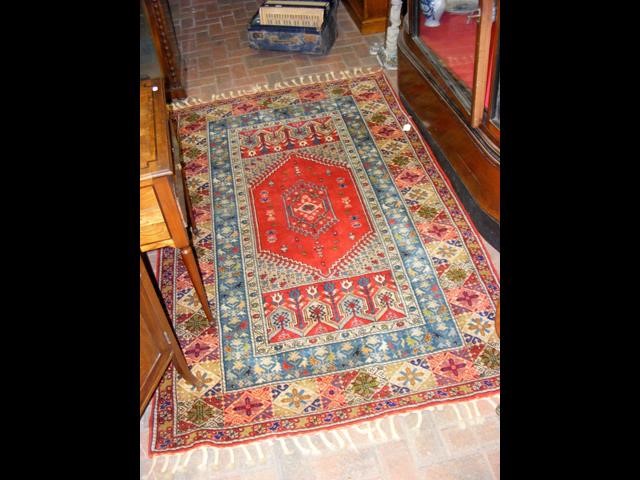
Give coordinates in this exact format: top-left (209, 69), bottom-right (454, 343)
top-left (398, 0), bottom-right (500, 249)
top-left (140, 78), bottom-right (215, 324)
top-left (140, 256), bottom-right (200, 416)
top-left (342, 0), bottom-right (390, 34)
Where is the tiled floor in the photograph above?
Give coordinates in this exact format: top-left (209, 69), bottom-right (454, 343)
top-left (141, 396), bottom-right (500, 479)
top-left (141, 2), bottom-right (499, 478)
top-left (167, 0), bottom-right (387, 99)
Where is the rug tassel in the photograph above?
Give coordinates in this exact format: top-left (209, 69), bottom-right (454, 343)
top-left (451, 404), bottom-right (466, 429)
top-left (306, 436), bottom-right (322, 456)
top-left (142, 456), bottom-right (157, 479)
top-left (198, 448), bottom-right (208, 471)
top-left (487, 395), bottom-right (500, 416)
top-left (279, 438), bottom-right (294, 455)
top-left (342, 428), bottom-right (359, 451)
top-left (472, 400), bottom-right (484, 424)
top-left (159, 455), bottom-right (170, 473)
top-left (169, 66), bottom-right (384, 112)
top-left (388, 415), bottom-right (401, 440)
top-left (374, 418), bottom-right (389, 442)
top-left (411, 410), bottom-right (423, 432)
top-left (318, 431), bottom-right (338, 451)
top-left (461, 402), bottom-right (475, 426)
top-left (171, 453), bottom-right (183, 474)
top-left (241, 444), bottom-right (255, 465)
top-left (226, 447), bottom-right (235, 468)
top-left (181, 450), bottom-right (194, 471)
top-left (212, 447), bottom-right (220, 468)
top-left (331, 430), bottom-right (346, 449)
top-left (293, 437), bottom-right (311, 456)
top-left (255, 443), bottom-right (266, 463)
top-left (354, 422), bottom-right (376, 443)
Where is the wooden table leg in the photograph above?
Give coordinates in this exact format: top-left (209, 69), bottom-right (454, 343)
top-left (170, 343), bottom-right (203, 388)
top-left (180, 246), bottom-right (215, 324)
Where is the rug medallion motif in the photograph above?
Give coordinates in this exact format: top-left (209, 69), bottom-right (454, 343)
top-left (150, 71), bottom-right (500, 452)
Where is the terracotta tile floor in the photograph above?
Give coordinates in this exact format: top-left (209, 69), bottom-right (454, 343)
top-left (141, 2), bottom-right (499, 478)
top-left (141, 397), bottom-right (500, 480)
top-left (167, 0), bottom-right (389, 99)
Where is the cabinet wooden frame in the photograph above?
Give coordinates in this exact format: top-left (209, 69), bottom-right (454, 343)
top-left (398, 0), bottom-right (500, 248)
top-left (406, 0), bottom-right (499, 150)
top-left (141, 0), bottom-right (186, 100)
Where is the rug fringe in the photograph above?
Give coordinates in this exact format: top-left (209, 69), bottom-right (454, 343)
top-left (168, 66), bottom-right (384, 113)
top-left (143, 393), bottom-right (500, 474)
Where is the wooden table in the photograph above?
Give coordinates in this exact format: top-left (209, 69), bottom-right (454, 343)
top-left (140, 256), bottom-right (200, 416)
top-left (140, 78), bottom-right (215, 324)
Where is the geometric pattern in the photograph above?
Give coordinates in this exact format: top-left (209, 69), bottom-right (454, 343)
top-left (150, 71), bottom-right (499, 453)
top-left (282, 179), bottom-right (338, 240)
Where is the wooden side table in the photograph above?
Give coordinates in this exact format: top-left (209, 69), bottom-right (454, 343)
top-left (140, 78), bottom-right (215, 324)
top-left (140, 256), bottom-right (200, 416)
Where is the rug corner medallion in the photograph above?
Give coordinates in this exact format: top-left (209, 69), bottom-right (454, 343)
top-left (150, 71), bottom-right (500, 452)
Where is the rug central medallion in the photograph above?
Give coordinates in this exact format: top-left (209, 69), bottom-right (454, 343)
top-left (251, 153), bottom-right (373, 276)
top-left (283, 180), bottom-right (337, 238)
top-left (248, 150), bottom-right (405, 348)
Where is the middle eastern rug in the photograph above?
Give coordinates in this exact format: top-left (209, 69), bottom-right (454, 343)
top-left (150, 69), bottom-right (500, 453)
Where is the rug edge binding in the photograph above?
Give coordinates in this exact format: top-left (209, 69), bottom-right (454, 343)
top-left (143, 390), bottom-right (500, 470)
top-left (168, 66), bottom-right (385, 112)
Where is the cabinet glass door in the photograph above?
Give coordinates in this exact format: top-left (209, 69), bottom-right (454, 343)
top-left (418, 0), bottom-right (479, 93)
top-left (140, 0), bottom-right (162, 80)
top-left (415, 0), bottom-right (496, 126)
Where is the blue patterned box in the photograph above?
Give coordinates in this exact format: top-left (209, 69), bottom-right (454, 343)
top-left (247, 0), bottom-right (339, 55)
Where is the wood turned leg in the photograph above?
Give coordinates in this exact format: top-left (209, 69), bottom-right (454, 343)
top-left (180, 246), bottom-right (215, 324)
top-left (170, 344), bottom-right (203, 388)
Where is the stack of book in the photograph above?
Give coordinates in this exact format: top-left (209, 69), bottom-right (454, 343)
top-left (258, 0), bottom-right (331, 30)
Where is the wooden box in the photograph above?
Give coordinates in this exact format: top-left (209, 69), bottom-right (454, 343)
top-left (248, 0), bottom-right (339, 55)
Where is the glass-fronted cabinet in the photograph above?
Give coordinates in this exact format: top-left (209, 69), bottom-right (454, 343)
top-left (398, 0), bottom-right (500, 249)
top-left (140, 0), bottom-right (186, 100)
top-left (140, 0), bottom-right (163, 81)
